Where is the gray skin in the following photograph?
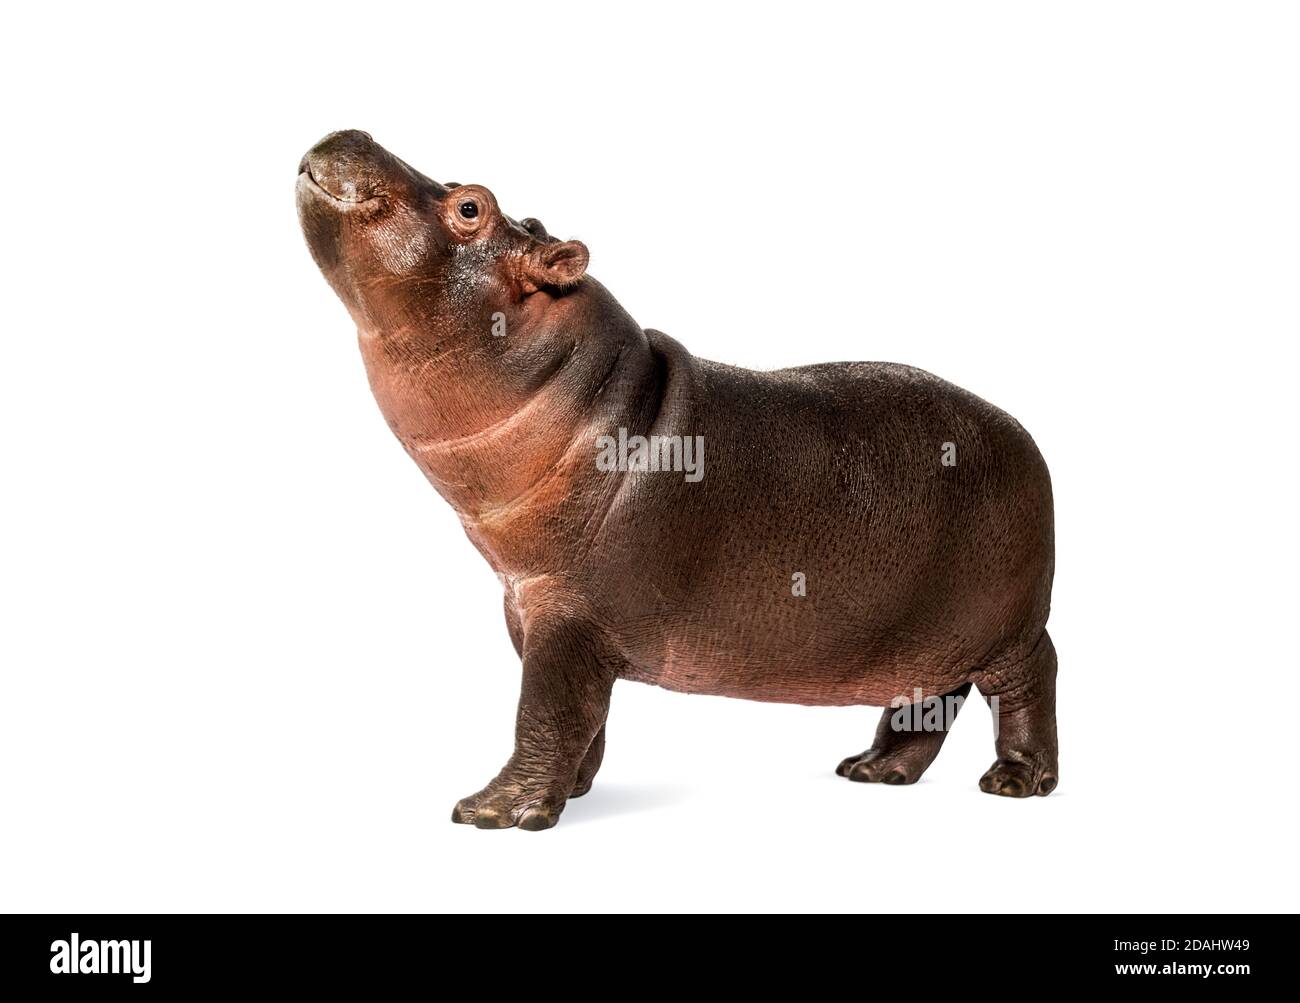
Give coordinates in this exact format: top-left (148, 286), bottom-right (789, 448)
top-left (297, 130), bottom-right (1059, 831)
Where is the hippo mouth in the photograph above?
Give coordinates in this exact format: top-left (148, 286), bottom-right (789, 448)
top-left (296, 161), bottom-right (382, 207)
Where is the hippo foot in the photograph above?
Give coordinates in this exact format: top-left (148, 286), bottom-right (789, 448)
top-left (451, 790), bottom-right (565, 830)
top-left (836, 749), bottom-right (922, 785)
top-left (978, 760), bottom-right (1058, 797)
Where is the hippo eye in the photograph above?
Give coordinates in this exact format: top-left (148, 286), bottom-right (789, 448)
top-left (458, 200), bottom-right (479, 220)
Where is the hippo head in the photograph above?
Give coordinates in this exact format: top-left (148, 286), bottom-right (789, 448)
top-left (296, 130), bottom-right (589, 339)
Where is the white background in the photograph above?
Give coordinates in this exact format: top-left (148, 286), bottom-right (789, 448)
top-left (2, 2), bottom-right (1296, 913)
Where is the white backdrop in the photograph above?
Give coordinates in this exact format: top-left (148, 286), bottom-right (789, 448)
top-left (2, 1), bottom-right (1296, 913)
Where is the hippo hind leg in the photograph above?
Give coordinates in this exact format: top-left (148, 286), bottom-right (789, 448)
top-left (837, 682), bottom-right (973, 785)
top-left (975, 630), bottom-right (1059, 797)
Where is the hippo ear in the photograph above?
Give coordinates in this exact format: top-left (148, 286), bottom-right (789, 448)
top-left (522, 239), bottom-right (589, 292)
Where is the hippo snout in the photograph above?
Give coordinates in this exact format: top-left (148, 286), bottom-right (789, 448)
top-left (298, 129), bottom-right (385, 203)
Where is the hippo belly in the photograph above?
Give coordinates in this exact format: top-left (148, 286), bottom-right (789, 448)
top-left (593, 357), bottom-right (1054, 709)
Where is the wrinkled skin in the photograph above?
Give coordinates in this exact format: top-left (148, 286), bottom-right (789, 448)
top-left (297, 131), bottom-right (1059, 830)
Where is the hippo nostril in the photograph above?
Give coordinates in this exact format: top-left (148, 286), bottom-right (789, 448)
top-left (333, 129), bottom-right (373, 146)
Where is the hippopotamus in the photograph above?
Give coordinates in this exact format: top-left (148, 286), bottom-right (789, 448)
top-left (296, 130), bottom-right (1059, 830)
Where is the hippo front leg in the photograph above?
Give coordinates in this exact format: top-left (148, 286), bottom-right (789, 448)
top-left (569, 724), bottom-right (606, 799)
top-left (452, 623), bottom-right (615, 831)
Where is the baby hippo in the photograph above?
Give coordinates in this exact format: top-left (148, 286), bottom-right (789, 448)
top-left (296, 130), bottom-right (1059, 830)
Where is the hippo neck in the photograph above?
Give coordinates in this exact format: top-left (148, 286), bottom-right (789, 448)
top-left (360, 281), bottom-right (663, 573)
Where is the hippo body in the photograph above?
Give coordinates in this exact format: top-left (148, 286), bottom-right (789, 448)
top-left (298, 131), bottom-right (1058, 830)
